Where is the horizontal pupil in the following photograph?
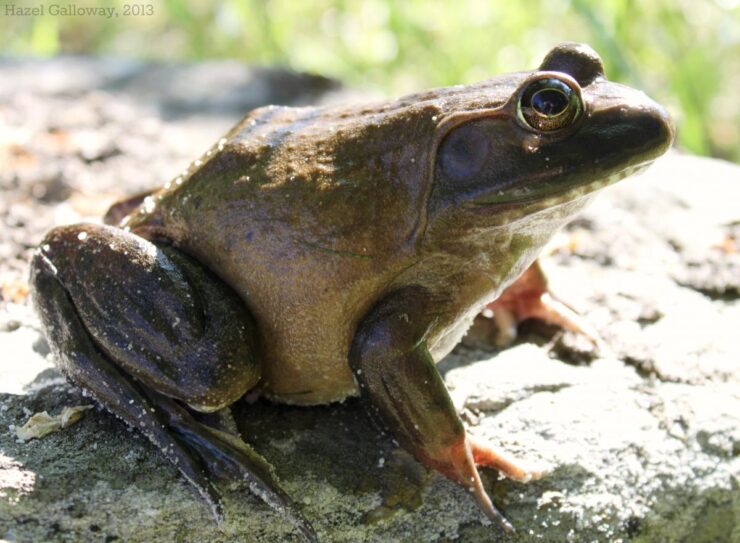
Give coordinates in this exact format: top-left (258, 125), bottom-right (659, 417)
top-left (532, 88), bottom-right (568, 116)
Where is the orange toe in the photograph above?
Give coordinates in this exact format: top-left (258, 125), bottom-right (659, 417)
top-left (429, 437), bottom-right (515, 532)
top-left (468, 435), bottom-right (545, 483)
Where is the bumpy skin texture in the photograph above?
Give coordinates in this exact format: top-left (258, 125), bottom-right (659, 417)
top-left (30, 42), bottom-right (673, 539)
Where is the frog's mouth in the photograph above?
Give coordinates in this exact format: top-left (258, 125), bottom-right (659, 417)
top-left (471, 160), bottom-right (653, 207)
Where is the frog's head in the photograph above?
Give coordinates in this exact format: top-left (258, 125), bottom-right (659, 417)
top-left (423, 42), bottom-right (674, 250)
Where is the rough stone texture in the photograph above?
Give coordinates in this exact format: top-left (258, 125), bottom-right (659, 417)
top-left (0, 57), bottom-right (738, 542)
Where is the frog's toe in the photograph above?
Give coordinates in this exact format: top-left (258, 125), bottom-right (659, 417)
top-left (152, 394), bottom-right (317, 542)
top-left (468, 435), bottom-right (546, 483)
top-left (431, 436), bottom-right (516, 533)
top-left (29, 224), bottom-right (316, 542)
top-left (484, 260), bottom-right (601, 346)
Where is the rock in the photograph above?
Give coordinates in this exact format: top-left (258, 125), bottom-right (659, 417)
top-left (0, 57), bottom-right (738, 542)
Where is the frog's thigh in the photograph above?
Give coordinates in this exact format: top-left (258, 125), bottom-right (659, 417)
top-left (29, 224), bottom-right (316, 540)
top-left (32, 224), bottom-right (260, 411)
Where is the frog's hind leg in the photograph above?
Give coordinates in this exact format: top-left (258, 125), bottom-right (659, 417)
top-left (29, 224), bottom-right (316, 542)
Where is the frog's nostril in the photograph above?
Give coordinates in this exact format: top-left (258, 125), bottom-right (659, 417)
top-left (539, 42), bottom-right (605, 87)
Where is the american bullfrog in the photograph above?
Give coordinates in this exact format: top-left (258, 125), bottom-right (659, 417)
top-left (29, 43), bottom-right (673, 540)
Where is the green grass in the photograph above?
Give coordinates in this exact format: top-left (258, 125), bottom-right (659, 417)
top-left (2, 0), bottom-right (739, 161)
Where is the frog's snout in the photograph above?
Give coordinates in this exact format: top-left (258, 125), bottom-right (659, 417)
top-left (538, 42), bottom-right (676, 160)
top-left (583, 86), bottom-right (676, 169)
top-left (653, 100), bottom-right (676, 151)
top-left (634, 97), bottom-right (675, 161)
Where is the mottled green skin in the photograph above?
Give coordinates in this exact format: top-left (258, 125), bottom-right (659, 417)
top-left (121, 43), bottom-right (673, 405)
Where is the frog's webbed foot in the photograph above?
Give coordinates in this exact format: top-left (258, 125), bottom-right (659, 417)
top-left (29, 224), bottom-right (316, 542)
top-left (350, 288), bottom-right (523, 533)
top-left (482, 260), bottom-right (600, 347)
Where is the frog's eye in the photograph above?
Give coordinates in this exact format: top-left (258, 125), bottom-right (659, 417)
top-left (517, 77), bottom-right (582, 132)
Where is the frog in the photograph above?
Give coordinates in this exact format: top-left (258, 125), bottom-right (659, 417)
top-left (29, 42), bottom-right (673, 541)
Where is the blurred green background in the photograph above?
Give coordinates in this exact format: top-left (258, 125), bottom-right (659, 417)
top-left (2, 0), bottom-right (739, 161)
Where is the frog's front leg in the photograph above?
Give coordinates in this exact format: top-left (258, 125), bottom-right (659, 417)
top-left (485, 260), bottom-right (600, 346)
top-left (349, 288), bottom-right (541, 533)
top-left (29, 224), bottom-right (316, 542)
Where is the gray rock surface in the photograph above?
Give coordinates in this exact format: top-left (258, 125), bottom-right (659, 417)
top-left (0, 57), bottom-right (738, 542)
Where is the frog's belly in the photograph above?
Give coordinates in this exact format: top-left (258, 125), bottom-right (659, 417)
top-left (260, 340), bottom-right (360, 406)
top-left (255, 298), bottom-right (476, 406)
top-left (260, 357), bottom-right (359, 405)
top-left (256, 308), bottom-right (361, 405)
